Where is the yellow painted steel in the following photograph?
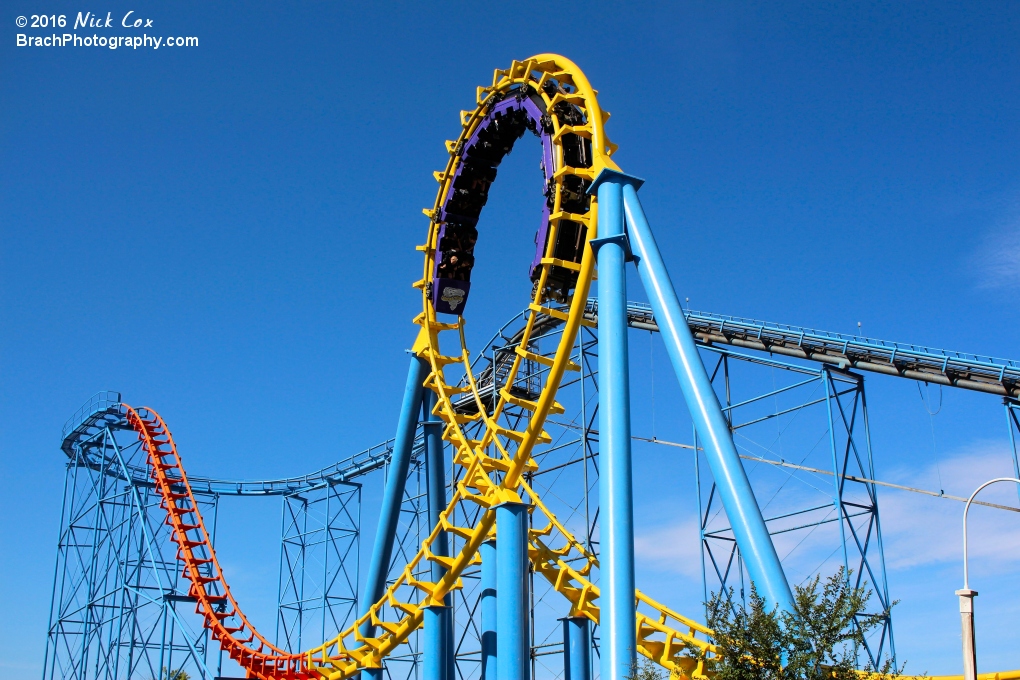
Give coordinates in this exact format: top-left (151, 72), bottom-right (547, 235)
top-left (299, 55), bottom-right (1019, 680)
top-left (862, 674), bottom-right (1020, 680)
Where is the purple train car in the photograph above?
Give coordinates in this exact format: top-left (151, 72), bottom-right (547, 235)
top-left (431, 82), bottom-right (593, 315)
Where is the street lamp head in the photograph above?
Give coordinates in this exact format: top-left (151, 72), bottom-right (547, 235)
top-left (962, 477), bottom-right (1020, 590)
top-left (957, 477), bottom-right (1020, 680)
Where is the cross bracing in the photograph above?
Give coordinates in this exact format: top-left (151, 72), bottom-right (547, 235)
top-left (45, 298), bottom-right (1020, 679)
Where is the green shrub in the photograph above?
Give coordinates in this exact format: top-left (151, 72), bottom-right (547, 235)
top-left (625, 569), bottom-right (915, 680)
top-left (156, 668), bottom-right (190, 680)
top-left (702, 568), bottom-right (905, 680)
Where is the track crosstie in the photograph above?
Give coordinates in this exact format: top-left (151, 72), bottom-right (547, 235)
top-left (119, 55), bottom-right (1019, 680)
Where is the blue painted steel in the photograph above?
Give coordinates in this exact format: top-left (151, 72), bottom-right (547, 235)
top-left (588, 298), bottom-right (1020, 399)
top-left (496, 503), bottom-right (529, 680)
top-left (693, 427), bottom-right (711, 611)
top-left (424, 605), bottom-right (450, 680)
top-left (1007, 400), bottom-right (1020, 504)
top-left (672, 310), bottom-right (1020, 383)
top-left (276, 481), bottom-right (361, 654)
top-left (423, 389), bottom-right (453, 680)
top-left (480, 539), bottom-right (497, 680)
top-left (473, 297), bottom-right (1020, 402)
top-left (622, 182), bottom-right (795, 613)
top-left (823, 370), bottom-right (853, 585)
top-left (562, 617), bottom-right (591, 680)
top-left (423, 390), bottom-right (449, 560)
top-left (360, 354), bottom-right (429, 636)
top-left (45, 419), bottom-right (219, 680)
top-left (364, 667), bottom-right (384, 680)
top-left (593, 172), bottom-right (638, 680)
top-left (858, 381), bottom-right (898, 665)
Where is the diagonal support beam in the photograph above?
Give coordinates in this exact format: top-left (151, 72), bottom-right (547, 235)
top-left (359, 353), bottom-right (429, 638)
top-left (619, 174), bottom-right (795, 613)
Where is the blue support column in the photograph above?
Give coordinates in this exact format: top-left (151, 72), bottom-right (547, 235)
top-left (360, 354), bottom-right (429, 638)
top-left (1006, 399), bottom-right (1020, 504)
top-left (620, 177), bottom-right (795, 613)
top-left (423, 389), bottom-right (452, 680)
top-left (562, 617), bottom-right (591, 680)
top-left (480, 539), bottom-right (497, 680)
top-left (496, 504), bottom-right (528, 680)
top-left (424, 605), bottom-right (451, 680)
top-left (590, 174), bottom-right (637, 680)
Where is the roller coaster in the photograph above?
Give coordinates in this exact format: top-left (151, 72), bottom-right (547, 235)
top-left (43, 56), bottom-right (1020, 680)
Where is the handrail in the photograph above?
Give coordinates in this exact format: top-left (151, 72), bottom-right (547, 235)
top-left (59, 393), bottom-right (418, 495)
top-left (61, 301), bottom-right (1020, 495)
top-left (60, 390), bottom-right (121, 441)
top-left (583, 299), bottom-right (1020, 397)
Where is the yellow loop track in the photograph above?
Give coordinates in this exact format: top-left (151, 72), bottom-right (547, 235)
top-left (266, 55), bottom-right (1015, 680)
top-left (297, 55), bottom-right (1020, 680)
top-left (303, 53), bottom-right (717, 680)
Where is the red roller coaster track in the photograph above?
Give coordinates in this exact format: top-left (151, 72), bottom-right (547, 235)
top-left (125, 405), bottom-right (313, 680)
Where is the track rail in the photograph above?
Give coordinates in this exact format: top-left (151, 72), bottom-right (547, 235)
top-left (61, 394), bottom-right (405, 497)
top-left (606, 300), bottom-right (1020, 398)
top-left (124, 405), bottom-right (311, 679)
top-left (103, 56), bottom-right (1018, 680)
top-left (304, 53), bottom-right (720, 679)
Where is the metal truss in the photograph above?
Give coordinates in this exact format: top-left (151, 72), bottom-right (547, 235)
top-left (400, 310), bottom-right (606, 680)
top-left (44, 392), bottom-right (416, 680)
top-left (673, 306), bottom-right (1020, 398)
top-left (380, 452), bottom-right (428, 680)
top-left (42, 51), bottom-right (1020, 680)
top-left (694, 349), bottom-right (895, 668)
top-left (1006, 398), bottom-right (1020, 504)
top-left (48, 296), bottom-right (1020, 679)
top-left (276, 480), bottom-right (361, 653)
top-left (43, 393), bottom-right (218, 680)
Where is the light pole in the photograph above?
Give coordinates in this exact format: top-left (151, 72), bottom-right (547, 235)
top-left (959, 477), bottom-right (1020, 680)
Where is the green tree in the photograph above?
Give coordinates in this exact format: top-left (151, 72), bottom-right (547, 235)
top-left (700, 568), bottom-right (906, 680)
top-left (156, 668), bottom-right (191, 680)
top-left (624, 570), bottom-right (913, 680)
top-left (628, 657), bottom-right (668, 680)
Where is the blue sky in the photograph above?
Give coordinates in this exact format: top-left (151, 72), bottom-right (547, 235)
top-left (3, 1), bottom-right (1020, 677)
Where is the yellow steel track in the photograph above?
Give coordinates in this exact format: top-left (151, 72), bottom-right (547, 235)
top-left (298, 55), bottom-right (1019, 680)
top-left (302, 53), bottom-right (711, 680)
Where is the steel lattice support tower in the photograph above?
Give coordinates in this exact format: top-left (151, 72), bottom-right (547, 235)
top-left (43, 393), bottom-right (218, 680)
top-left (379, 454), bottom-right (428, 680)
top-left (695, 352), bottom-right (896, 667)
top-left (442, 314), bottom-right (604, 680)
top-left (40, 53), bottom-right (1020, 680)
top-left (276, 480), bottom-right (361, 653)
top-left (43, 392), bottom-right (409, 680)
top-left (1006, 398), bottom-right (1020, 504)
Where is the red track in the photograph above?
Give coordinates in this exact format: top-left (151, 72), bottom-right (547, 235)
top-left (125, 404), bottom-right (315, 680)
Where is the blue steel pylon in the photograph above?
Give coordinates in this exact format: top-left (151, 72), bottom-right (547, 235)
top-left (693, 354), bottom-right (897, 668)
top-left (585, 169), bottom-right (796, 680)
top-left (43, 393), bottom-right (218, 680)
top-left (276, 479), bottom-right (361, 653)
top-left (590, 171), bottom-right (639, 680)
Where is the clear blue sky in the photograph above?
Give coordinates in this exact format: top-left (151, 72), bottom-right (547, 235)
top-left (3, 1), bottom-right (1020, 677)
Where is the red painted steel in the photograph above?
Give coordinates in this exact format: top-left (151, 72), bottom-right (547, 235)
top-left (124, 404), bottom-right (315, 680)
